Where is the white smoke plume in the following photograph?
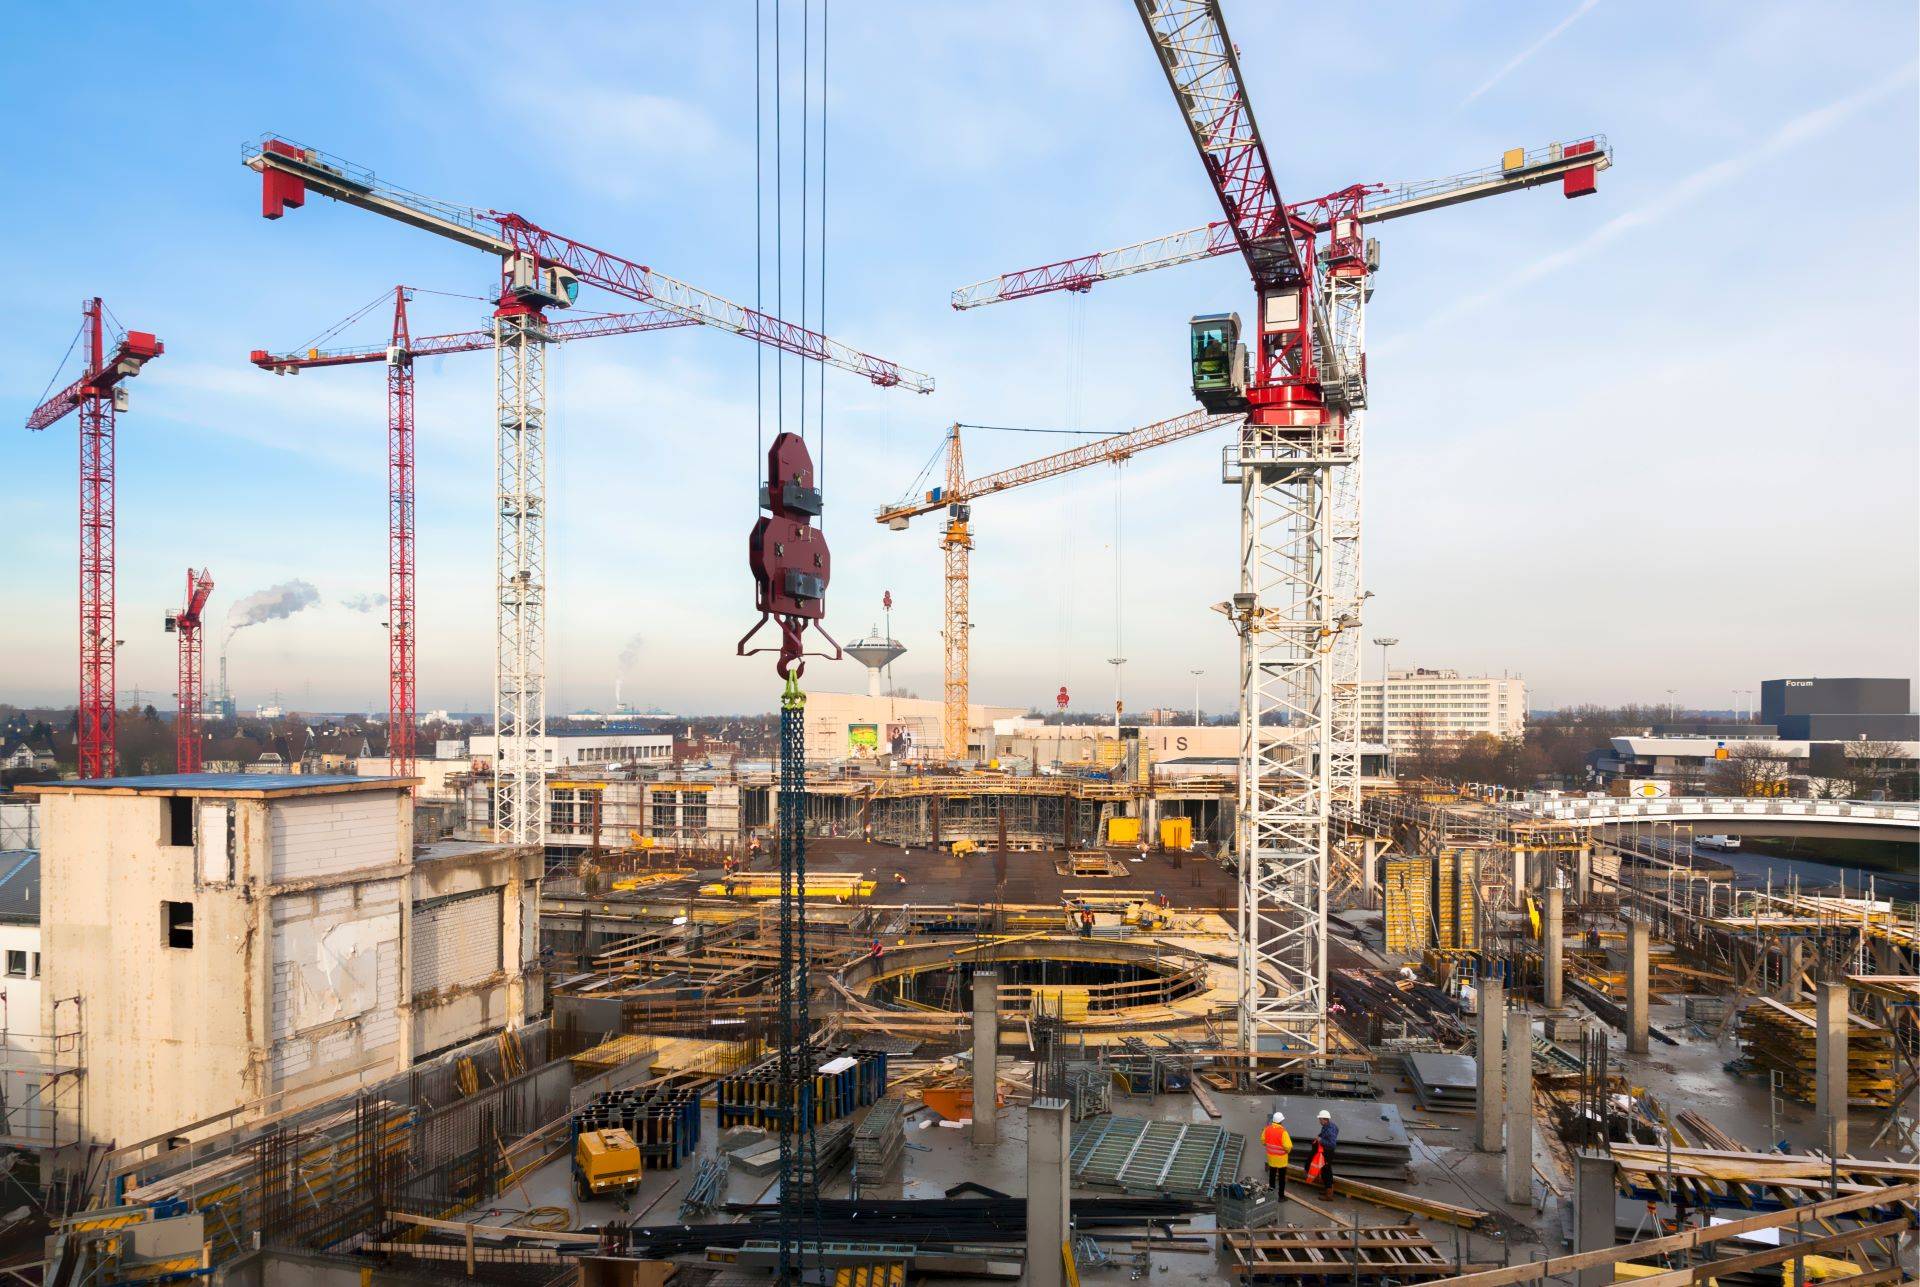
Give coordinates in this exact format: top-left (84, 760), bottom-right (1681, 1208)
top-left (341, 593), bottom-right (389, 614)
top-left (618, 634), bottom-right (644, 674)
top-left (226, 580), bottom-right (321, 641)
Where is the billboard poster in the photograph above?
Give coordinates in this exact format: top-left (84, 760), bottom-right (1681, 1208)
top-left (848, 723), bottom-right (880, 756)
top-left (887, 724), bottom-right (914, 758)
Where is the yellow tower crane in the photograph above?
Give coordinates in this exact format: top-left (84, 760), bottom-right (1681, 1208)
top-left (875, 410), bottom-right (1241, 763)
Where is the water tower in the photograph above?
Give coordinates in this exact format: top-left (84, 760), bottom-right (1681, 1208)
top-left (845, 625), bottom-right (906, 699)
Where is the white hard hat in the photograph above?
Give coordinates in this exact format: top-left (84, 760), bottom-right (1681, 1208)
top-left (1317, 1109), bottom-right (1332, 1119)
top-left (1271, 1112), bottom-right (1285, 1123)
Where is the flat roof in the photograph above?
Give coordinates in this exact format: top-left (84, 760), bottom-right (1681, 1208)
top-left (15, 773), bottom-right (419, 799)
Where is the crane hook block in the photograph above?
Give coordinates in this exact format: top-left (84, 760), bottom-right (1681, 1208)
top-left (738, 432), bottom-right (842, 677)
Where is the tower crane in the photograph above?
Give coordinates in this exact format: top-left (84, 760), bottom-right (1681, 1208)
top-left (953, 137), bottom-right (1609, 819)
top-left (243, 137), bottom-right (931, 844)
top-left (875, 410), bottom-right (1240, 761)
top-left (251, 288), bottom-right (698, 783)
top-left (952, 0), bottom-right (1609, 1075)
top-left (25, 299), bottom-right (165, 779)
top-left (166, 569), bottom-right (215, 773)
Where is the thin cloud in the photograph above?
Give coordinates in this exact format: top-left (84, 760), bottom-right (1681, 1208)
top-left (1462, 0), bottom-right (1603, 106)
top-left (1394, 62), bottom-right (1918, 345)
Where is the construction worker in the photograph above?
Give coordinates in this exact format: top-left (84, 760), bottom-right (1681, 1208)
top-left (1079, 905), bottom-right (1095, 938)
top-left (1262, 1112), bottom-right (1292, 1198)
top-left (1312, 1109), bottom-right (1339, 1193)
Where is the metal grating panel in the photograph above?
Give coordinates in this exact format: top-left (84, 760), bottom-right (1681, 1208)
top-left (413, 890), bottom-right (502, 994)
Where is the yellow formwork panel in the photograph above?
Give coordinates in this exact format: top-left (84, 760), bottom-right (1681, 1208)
top-left (1106, 816), bottom-right (1142, 846)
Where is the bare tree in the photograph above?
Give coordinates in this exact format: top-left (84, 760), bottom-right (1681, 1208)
top-left (1707, 741), bottom-right (1792, 797)
top-left (1840, 739), bottom-right (1905, 800)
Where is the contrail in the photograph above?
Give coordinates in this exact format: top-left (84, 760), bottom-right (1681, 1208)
top-left (1462, 0), bottom-right (1603, 107)
top-left (226, 580), bottom-right (321, 641)
top-left (1388, 63), bottom-right (1918, 347)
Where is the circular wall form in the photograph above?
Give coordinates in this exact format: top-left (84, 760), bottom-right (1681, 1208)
top-left (833, 934), bottom-right (1230, 1031)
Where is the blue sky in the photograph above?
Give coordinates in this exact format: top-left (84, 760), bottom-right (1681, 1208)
top-left (2, 2), bottom-right (1914, 717)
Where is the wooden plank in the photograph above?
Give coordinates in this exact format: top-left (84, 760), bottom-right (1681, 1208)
top-left (1416, 1183), bottom-right (1916, 1287)
top-left (387, 1210), bottom-right (601, 1246)
top-left (1617, 1217), bottom-right (1908, 1287)
top-left (1282, 1167), bottom-right (1488, 1227)
top-left (1190, 1079), bottom-right (1222, 1119)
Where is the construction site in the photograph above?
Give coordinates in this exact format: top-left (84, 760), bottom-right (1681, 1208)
top-left (6, 4), bottom-right (1917, 1287)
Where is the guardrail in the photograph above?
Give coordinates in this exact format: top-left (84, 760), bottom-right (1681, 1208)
top-left (1498, 797), bottom-right (1919, 826)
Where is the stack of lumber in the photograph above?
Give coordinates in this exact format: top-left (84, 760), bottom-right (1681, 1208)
top-left (1735, 997), bottom-right (1896, 1109)
top-left (1612, 1143), bottom-right (1920, 1210)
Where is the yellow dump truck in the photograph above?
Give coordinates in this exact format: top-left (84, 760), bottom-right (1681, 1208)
top-left (573, 1127), bottom-right (642, 1203)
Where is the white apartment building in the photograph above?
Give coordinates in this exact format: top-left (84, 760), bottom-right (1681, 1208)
top-left (468, 732), bottom-right (673, 770)
top-left (1358, 669), bottom-right (1526, 753)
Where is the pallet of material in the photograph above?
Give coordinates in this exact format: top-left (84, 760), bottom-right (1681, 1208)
top-left (1384, 860), bottom-right (1433, 954)
top-left (1734, 997), bottom-right (1896, 1109)
top-left (852, 1097), bottom-right (907, 1175)
top-left (1402, 1052), bottom-right (1477, 1112)
top-left (1220, 1225), bottom-right (1456, 1281)
top-left (569, 1033), bottom-right (659, 1077)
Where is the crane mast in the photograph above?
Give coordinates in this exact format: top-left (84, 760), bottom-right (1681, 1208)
top-left (245, 136), bottom-right (928, 845)
top-left (1133, 0), bottom-right (1335, 1068)
top-left (168, 569), bottom-right (215, 774)
top-left (253, 294), bottom-right (700, 789)
top-left (25, 299), bottom-right (164, 780)
top-left (952, 2), bottom-right (1607, 1070)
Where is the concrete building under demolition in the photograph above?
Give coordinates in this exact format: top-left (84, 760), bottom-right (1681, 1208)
top-left (13, 773), bottom-right (541, 1159)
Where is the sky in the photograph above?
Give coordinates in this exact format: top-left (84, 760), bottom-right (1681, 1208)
top-left (1, 2), bottom-right (1914, 719)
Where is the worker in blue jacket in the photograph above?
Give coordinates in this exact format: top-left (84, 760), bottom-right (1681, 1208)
top-left (1313, 1109), bottom-right (1339, 1192)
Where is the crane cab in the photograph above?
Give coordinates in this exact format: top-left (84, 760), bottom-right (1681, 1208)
top-left (1189, 313), bottom-right (1248, 414)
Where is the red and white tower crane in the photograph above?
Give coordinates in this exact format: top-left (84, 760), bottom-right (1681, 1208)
top-left (953, 1), bottom-right (1608, 1072)
top-left (251, 288), bottom-right (698, 784)
top-left (25, 299), bottom-right (165, 779)
top-left (243, 138), bottom-right (930, 843)
top-left (166, 568), bottom-right (215, 774)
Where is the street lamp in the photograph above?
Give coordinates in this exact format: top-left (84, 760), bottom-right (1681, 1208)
top-left (1189, 668), bottom-right (1204, 727)
top-left (1373, 637), bottom-right (1399, 779)
top-left (1107, 657), bottom-right (1127, 736)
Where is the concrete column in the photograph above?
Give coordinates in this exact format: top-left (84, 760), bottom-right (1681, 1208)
top-left (1778, 937), bottom-right (1806, 1002)
top-left (1626, 920), bottom-right (1650, 1055)
top-left (972, 969), bottom-right (999, 1146)
top-left (1544, 887), bottom-right (1565, 1010)
top-left (1575, 843), bottom-right (1592, 899)
top-left (1504, 1009), bottom-right (1534, 1205)
top-left (1027, 1098), bottom-right (1071, 1287)
top-left (1815, 980), bottom-right (1849, 1156)
top-left (1574, 1152), bottom-right (1616, 1287)
top-left (1362, 838), bottom-right (1381, 901)
top-left (1476, 978), bottom-right (1505, 1152)
top-left (1511, 847), bottom-right (1528, 907)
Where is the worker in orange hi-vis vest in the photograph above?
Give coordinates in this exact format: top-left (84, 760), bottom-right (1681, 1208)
top-left (1262, 1112), bottom-right (1292, 1198)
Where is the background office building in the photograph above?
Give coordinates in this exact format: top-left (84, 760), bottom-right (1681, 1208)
top-left (1760, 677), bottom-right (1918, 741)
top-left (1359, 669), bottom-right (1526, 753)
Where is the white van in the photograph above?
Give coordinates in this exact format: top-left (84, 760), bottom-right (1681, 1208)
top-left (1696, 834), bottom-right (1742, 852)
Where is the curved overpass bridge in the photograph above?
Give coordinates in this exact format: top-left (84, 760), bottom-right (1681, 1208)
top-left (1499, 796), bottom-right (1919, 843)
